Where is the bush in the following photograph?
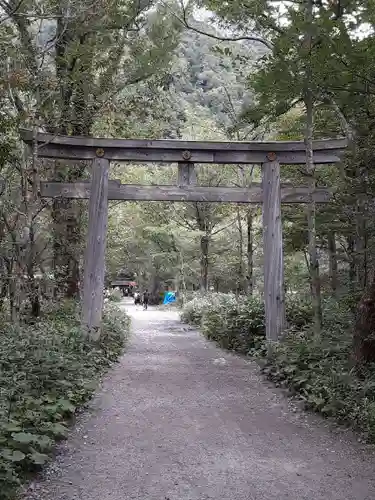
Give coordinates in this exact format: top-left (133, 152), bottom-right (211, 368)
top-left (201, 294), bottom-right (264, 353)
top-left (262, 318), bottom-right (375, 441)
top-left (285, 295), bottom-right (313, 328)
top-left (105, 288), bottom-right (122, 303)
top-left (0, 301), bottom-right (130, 500)
top-left (176, 291), bottom-right (203, 308)
top-left (181, 292), bottom-right (314, 353)
top-left (180, 292), bottom-right (211, 325)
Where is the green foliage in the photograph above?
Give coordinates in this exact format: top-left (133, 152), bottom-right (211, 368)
top-left (200, 0), bottom-right (375, 295)
top-left (201, 294), bottom-right (265, 353)
top-left (0, 301), bottom-right (130, 500)
top-left (105, 288), bottom-right (123, 303)
top-left (262, 313), bottom-right (375, 442)
top-left (286, 294), bottom-right (314, 329)
top-left (181, 292), bottom-right (314, 353)
top-left (102, 20), bottom-right (266, 295)
top-left (180, 292), bottom-right (212, 325)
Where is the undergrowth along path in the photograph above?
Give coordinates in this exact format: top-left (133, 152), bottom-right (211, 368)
top-left (23, 302), bottom-right (375, 500)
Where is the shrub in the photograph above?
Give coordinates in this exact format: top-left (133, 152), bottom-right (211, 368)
top-left (181, 292), bottom-right (314, 353)
top-left (0, 301), bottom-right (130, 500)
top-left (258, 298), bottom-right (375, 442)
top-left (285, 295), bottom-right (313, 328)
top-left (177, 291), bottom-right (203, 308)
top-left (180, 292), bottom-right (211, 325)
top-left (321, 295), bottom-right (355, 329)
top-left (105, 288), bottom-right (122, 303)
top-left (201, 295), bottom-right (265, 353)
top-left (262, 319), bottom-right (375, 441)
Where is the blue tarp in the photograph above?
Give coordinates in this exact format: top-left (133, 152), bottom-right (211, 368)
top-left (163, 291), bottom-right (176, 305)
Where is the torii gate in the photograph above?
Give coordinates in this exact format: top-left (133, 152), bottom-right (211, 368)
top-left (20, 129), bottom-right (346, 341)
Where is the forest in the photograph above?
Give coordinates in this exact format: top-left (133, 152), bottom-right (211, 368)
top-left (1, 0), bottom-right (375, 497)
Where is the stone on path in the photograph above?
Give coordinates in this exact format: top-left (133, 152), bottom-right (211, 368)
top-left (23, 302), bottom-right (375, 500)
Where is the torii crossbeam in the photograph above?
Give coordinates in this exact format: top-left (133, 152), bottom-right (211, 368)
top-left (20, 129), bottom-right (346, 341)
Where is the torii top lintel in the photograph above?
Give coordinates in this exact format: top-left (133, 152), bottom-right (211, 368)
top-left (19, 129), bottom-right (346, 165)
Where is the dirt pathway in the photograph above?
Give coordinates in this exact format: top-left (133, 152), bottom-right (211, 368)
top-left (24, 302), bottom-right (375, 500)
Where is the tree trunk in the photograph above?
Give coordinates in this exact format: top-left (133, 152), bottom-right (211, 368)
top-left (236, 207), bottom-right (244, 294)
top-left (355, 204), bottom-right (367, 289)
top-left (347, 235), bottom-right (356, 289)
top-left (328, 232), bottom-right (338, 296)
top-left (246, 208), bottom-right (254, 295)
top-left (7, 261), bottom-right (20, 324)
top-left (353, 276), bottom-right (375, 372)
top-left (26, 224), bottom-right (41, 318)
top-left (52, 198), bottom-right (82, 299)
top-left (0, 257), bottom-right (7, 310)
top-left (150, 272), bottom-right (162, 304)
top-left (304, 0), bottom-right (322, 334)
top-left (178, 250), bottom-right (186, 293)
top-left (9, 283), bottom-right (18, 323)
top-left (27, 274), bottom-right (41, 318)
top-left (51, 154), bottom-right (87, 299)
top-left (305, 96), bottom-right (322, 333)
top-left (66, 204), bottom-right (82, 299)
top-left (200, 234), bottom-right (209, 292)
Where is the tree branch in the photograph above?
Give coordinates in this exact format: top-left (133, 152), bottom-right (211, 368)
top-left (161, 0), bottom-right (274, 50)
top-left (0, 0), bottom-right (25, 24)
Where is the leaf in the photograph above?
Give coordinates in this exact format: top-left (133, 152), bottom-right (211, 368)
top-left (321, 404), bottom-right (335, 415)
top-left (5, 425), bottom-right (22, 433)
top-left (1, 421), bottom-right (21, 433)
top-left (1, 449), bottom-right (26, 462)
top-left (34, 435), bottom-right (54, 450)
top-left (29, 451), bottom-right (49, 465)
top-left (49, 423), bottom-right (68, 438)
top-left (57, 399), bottom-right (76, 414)
top-left (11, 432), bottom-right (35, 444)
top-left (283, 365), bottom-right (297, 374)
top-left (307, 395), bottom-right (326, 408)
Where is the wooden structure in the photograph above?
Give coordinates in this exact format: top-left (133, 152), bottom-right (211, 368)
top-left (111, 279), bottom-right (137, 297)
top-left (111, 280), bottom-right (137, 288)
top-left (20, 129), bottom-right (346, 341)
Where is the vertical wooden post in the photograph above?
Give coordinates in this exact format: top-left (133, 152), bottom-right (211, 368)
top-left (178, 162), bottom-right (196, 186)
top-left (81, 156), bottom-right (109, 340)
top-left (262, 157), bottom-right (285, 342)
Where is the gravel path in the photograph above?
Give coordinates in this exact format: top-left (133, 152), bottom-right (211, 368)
top-left (23, 301), bottom-right (375, 500)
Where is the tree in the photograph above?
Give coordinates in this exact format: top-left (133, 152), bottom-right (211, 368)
top-left (1, 0), bottom-right (183, 297)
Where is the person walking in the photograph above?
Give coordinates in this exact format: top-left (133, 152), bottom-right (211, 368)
top-left (142, 289), bottom-right (149, 310)
top-left (134, 291), bottom-right (141, 305)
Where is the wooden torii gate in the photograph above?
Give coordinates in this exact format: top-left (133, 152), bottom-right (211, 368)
top-left (20, 129), bottom-right (346, 341)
